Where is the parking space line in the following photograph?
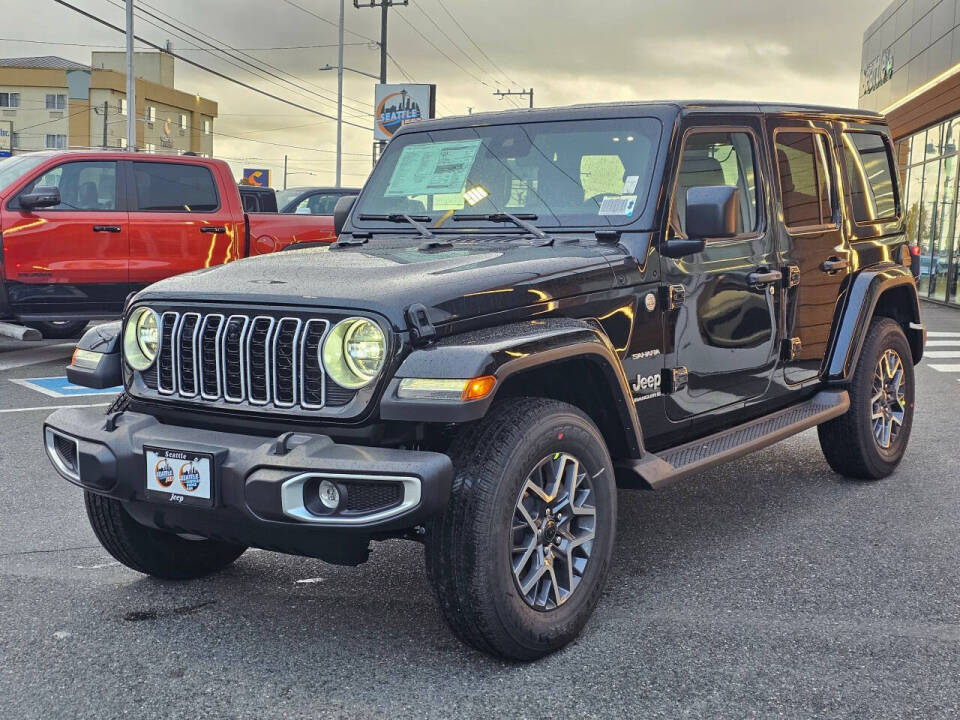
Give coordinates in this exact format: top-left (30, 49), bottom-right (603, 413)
top-left (0, 343), bottom-right (75, 371)
top-left (922, 350), bottom-right (960, 358)
top-left (928, 364), bottom-right (960, 372)
top-left (0, 402), bottom-right (109, 415)
top-left (926, 340), bottom-right (960, 346)
top-left (927, 331), bottom-right (960, 337)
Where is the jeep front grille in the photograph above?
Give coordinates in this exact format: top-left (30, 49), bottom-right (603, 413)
top-left (141, 310), bottom-right (356, 412)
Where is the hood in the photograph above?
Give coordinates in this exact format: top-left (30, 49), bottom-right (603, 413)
top-left (136, 235), bottom-right (620, 330)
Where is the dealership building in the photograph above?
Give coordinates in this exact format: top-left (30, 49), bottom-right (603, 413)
top-left (860, 0), bottom-right (960, 306)
top-left (0, 51), bottom-right (217, 156)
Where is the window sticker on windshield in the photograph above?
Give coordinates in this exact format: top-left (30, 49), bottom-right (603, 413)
top-left (599, 195), bottom-right (637, 216)
top-left (385, 139), bottom-right (483, 197)
top-left (622, 175), bottom-right (640, 194)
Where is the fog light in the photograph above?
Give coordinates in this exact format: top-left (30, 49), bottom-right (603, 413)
top-left (318, 480), bottom-right (340, 510)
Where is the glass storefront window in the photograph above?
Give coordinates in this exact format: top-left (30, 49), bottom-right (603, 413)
top-left (909, 130), bottom-right (927, 167)
top-left (917, 160), bottom-right (941, 297)
top-left (931, 156), bottom-right (957, 302)
top-left (926, 124), bottom-right (945, 160)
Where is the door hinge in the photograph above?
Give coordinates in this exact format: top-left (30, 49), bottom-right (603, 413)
top-left (662, 284), bottom-right (685, 311)
top-left (405, 303), bottom-right (436, 345)
top-left (781, 337), bottom-right (802, 361)
top-left (785, 265), bottom-right (801, 288)
top-left (662, 366), bottom-right (688, 393)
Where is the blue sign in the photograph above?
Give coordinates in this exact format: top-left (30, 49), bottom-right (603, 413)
top-left (13, 376), bottom-right (122, 398)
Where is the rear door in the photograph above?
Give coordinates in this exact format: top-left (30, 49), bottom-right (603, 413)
top-left (661, 117), bottom-right (781, 421)
top-left (2, 159), bottom-right (128, 318)
top-left (127, 159), bottom-right (240, 289)
top-left (767, 121), bottom-right (847, 385)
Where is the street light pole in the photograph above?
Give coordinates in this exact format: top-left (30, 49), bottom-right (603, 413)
top-left (336, 0), bottom-right (345, 187)
top-left (125, 0), bottom-right (136, 150)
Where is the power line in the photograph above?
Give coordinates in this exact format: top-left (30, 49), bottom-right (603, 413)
top-left (99, 0), bottom-right (371, 120)
top-left (280, 0), bottom-right (378, 43)
top-left (412, 2), bottom-right (493, 83)
top-left (51, 0), bottom-right (372, 130)
top-left (434, 0), bottom-right (520, 87)
top-left (0, 36), bottom-right (375, 51)
top-left (393, 11), bottom-right (492, 90)
top-left (135, 0), bottom-right (374, 113)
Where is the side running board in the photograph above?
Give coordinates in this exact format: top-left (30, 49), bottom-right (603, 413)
top-left (617, 390), bottom-right (850, 490)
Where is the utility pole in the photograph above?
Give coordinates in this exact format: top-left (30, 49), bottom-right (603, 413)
top-left (125, 0), bottom-right (136, 151)
top-left (493, 88), bottom-right (535, 109)
top-left (336, 0), bottom-right (344, 187)
top-left (102, 100), bottom-right (108, 147)
top-left (283, 155), bottom-right (288, 190)
top-left (354, 0), bottom-right (408, 159)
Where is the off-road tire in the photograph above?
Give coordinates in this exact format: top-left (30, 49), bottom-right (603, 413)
top-left (425, 397), bottom-right (617, 661)
top-left (25, 320), bottom-right (88, 339)
top-left (84, 491), bottom-right (246, 580)
top-left (818, 318), bottom-right (915, 479)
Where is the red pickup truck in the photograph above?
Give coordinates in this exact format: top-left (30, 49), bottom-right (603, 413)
top-left (0, 151), bottom-right (336, 338)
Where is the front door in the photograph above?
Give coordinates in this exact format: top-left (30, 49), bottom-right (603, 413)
top-left (2, 159), bottom-right (129, 317)
top-left (662, 119), bottom-right (781, 421)
top-left (767, 122), bottom-right (847, 385)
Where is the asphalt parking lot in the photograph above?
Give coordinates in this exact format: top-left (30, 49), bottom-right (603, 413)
top-left (1, 306), bottom-right (959, 719)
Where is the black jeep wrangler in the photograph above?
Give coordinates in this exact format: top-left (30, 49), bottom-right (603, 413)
top-left (44, 101), bottom-right (925, 661)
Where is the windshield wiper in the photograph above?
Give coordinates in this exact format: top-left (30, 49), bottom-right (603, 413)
top-left (452, 212), bottom-right (549, 240)
top-left (357, 213), bottom-right (434, 238)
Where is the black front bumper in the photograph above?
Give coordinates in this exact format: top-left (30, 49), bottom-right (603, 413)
top-left (43, 408), bottom-right (453, 565)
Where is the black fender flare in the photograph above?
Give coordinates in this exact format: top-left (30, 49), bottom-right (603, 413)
top-left (379, 318), bottom-right (645, 458)
top-left (825, 265), bottom-right (925, 383)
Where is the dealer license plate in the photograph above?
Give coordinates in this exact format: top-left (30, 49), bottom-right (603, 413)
top-left (144, 447), bottom-right (214, 507)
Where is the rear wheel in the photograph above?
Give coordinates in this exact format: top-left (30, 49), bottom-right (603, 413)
top-left (25, 320), bottom-right (88, 339)
top-left (425, 397), bottom-right (616, 661)
top-left (84, 491), bottom-right (246, 580)
top-left (818, 318), bottom-right (915, 479)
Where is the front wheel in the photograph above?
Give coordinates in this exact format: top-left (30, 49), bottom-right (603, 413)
top-left (818, 318), bottom-right (916, 479)
top-left (425, 397), bottom-right (617, 661)
top-left (84, 491), bottom-right (246, 580)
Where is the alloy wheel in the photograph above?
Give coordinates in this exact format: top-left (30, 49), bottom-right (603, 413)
top-left (871, 348), bottom-right (907, 450)
top-left (510, 453), bottom-right (596, 610)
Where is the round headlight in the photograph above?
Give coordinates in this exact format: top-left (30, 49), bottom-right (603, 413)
top-left (123, 307), bottom-right (159, 371)
top-left (322, 317), bottom-right (386, 389)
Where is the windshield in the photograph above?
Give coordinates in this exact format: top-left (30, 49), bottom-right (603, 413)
top-left (355, 117), bottom-right (662, 229)
top-left (0, 154), bottom-right (50, 194)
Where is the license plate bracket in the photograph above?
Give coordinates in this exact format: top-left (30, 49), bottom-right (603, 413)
top-left (144, 446), bottom-right (215, 508)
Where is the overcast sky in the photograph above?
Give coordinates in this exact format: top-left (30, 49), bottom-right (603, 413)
top-left (4, 0), bottom-right (886, 186)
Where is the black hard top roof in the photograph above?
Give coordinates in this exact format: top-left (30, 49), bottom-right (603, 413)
top-left (395, 100), bottom-right (884, 136)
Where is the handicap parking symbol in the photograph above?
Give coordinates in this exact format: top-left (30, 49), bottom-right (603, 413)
top-left (11, 376), bottom-right (122, 398)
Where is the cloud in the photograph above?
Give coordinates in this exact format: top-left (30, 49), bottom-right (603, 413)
top-left (3, 0), bottom-right (882, 185)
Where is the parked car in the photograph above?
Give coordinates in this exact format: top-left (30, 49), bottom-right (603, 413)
top-left (0, 151), bottom-right (336, 338)
top-left (46, 101), bottom-right (924, 661)
top-left (277, 186), bottom-right (361, 215)
top-left (238, 184), bottom-right (279, 213)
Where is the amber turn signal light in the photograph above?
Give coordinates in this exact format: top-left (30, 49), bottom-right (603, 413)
top-left (463, 376), bottom-right (496, 401)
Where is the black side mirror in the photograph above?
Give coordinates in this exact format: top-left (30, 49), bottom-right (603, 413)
top-left (333, 195), bottom-right (358, 236)
top-left (685, 185), bottom-right (739, 240)
top-left (19, 186), bottom-right (61, 211)
top-left (65, 322), bottom-right (123, 390)
top-left (661, 186), bottom-right (740, 259)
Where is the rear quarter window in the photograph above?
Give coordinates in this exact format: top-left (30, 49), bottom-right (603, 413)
top-left (841, 131), bottom-right (898, 223)
top-left (133, 162), bottom-right (219, 212)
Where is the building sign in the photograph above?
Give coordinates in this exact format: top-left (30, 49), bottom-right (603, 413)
top-left (242, 168), bottom-right (271, 187)
top-left (862, 48), bottom-right (895, 97)
top-left (160, 117), bottom-right (174, 148)
top-left (0, 121), bottom-right (12, 157)
top-left (374, 84), bottom-right (436, 141)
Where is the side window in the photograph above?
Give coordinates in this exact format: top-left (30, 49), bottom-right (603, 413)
top-left (775, 132), bottom-right (835, 230)
top-left (17, 161), bottom-right (117, 211)
top-left (842, 132), bottom-right (898, 222)
top-left (672, 130), bottom-right (759, 237)
top-left (133, 162), bottom-right (219, 212)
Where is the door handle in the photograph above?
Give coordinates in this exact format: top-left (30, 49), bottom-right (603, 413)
top-left (821, 257), bottom-right (848, 273)
top-left (748, 269), bottom-right (783, 287)
top-left (92, 225), bottom-right (121, 233)
top-left (200, 226), bottom-right (227, 234)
